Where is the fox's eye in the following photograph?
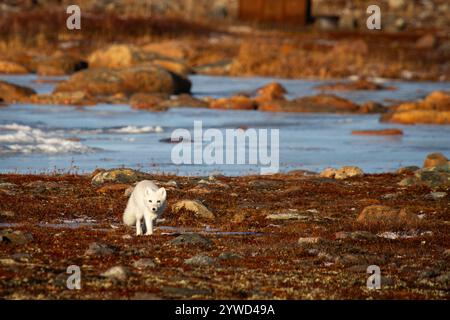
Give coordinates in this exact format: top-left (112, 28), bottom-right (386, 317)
top-left (157, 200), bottom-right (161, 203)
top-left (148, 200), bottom-right (152, 203)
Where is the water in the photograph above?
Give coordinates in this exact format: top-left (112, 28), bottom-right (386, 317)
top-left (1, 74), bottom-right (449, 175)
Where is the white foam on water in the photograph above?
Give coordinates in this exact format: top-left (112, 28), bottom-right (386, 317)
top-left (0, 123), bottom-right (94, 155)
top-left (108, 125), bottom-right (164, 134)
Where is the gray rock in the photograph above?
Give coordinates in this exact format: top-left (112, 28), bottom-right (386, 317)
top-left (298, 237), bottom-right (323, 245)
top-left (381, 193), bottom-right (400, 200)
top-left (169, 233), bottom-right (213, 247)
top-left (218, 252), bottom-right (243, 260)
top-left (133, 258), bottom-right (156, 269)
top-left (101, 266), bottom-right (130, 281)
top-left (0, 182), bottom-right (18, 190)
top-left (425, 192), bottom-right (447, 200)
top-left (415, 170), bottom-right (450, 188)
top-left (184, 255), bottom-right (215, 266)
top-left (335, 231), bottom-right (377, 241)
top-left (266, 213), bottom-right (309, 221)
top-left (0, 210), bottom-right (15, 218)
top-left (381, 276), bottom-right (395, 287)
top-left (85, 242), bottom-right (117, 256)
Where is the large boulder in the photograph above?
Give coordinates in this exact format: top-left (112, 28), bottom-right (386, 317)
top-left (88, 44), bottom-right (156, 69)
top-left (88, 44), bottom-right (191, 75)
top-left (0, 80), bottom-right (36, 102)
top-left (423, 152), bottom-right (449, 168)
top-left (54, 66), bottom-right (191, 97)
top-left (398, 163), bottom-right (450, 188)
top-left (259, 94), bottom-right (359, 113)
top-left (381, 91), bottom-right (450, 125)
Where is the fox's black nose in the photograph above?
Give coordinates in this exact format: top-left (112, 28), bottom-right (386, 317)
top-left (152, 208), bottom-right (156, 211)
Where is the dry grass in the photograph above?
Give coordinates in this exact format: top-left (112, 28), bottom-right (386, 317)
top-left (0, 9), bottom-right (220, 56)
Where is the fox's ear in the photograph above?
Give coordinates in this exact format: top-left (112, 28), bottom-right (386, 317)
top-left (157, 187), bottom-right (166, 200)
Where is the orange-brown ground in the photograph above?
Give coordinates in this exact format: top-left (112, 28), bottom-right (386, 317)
top-left (0, 172), bottom-right (449, 299)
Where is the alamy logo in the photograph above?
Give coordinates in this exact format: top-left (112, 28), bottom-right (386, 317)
top-left (366, 5), bottom-right (381, 30)
top-left (170, 121), bottom-right (279, 174)
top-left (366, 265), bottom-right (381, 290)
top-left (66, 265), bottom-right (81, 290)
top-left (66, 5), bottom-right (81, 30)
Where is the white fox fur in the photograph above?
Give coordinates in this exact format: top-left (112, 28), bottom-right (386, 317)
top-left (123, 180), bottom-right (167, 236)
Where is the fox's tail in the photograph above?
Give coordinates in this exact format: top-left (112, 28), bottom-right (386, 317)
top-left (123, 202), bottom-right (137, 226)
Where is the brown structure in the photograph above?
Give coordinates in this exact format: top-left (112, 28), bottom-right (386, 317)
top-left (238, 0), bottom-right (311, 25)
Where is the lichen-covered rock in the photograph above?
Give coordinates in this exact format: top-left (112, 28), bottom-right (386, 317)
top-left (423, 152), bottom-right (449, 168)
top-left (184, 255), bottom-right (215, 266)
top-left (91, 168), bottom-right (151, 186)
top-left (88, 44), bottom-right (191, 75)
top-left (172, 200), bottom-right (215, 220)
top-left (334, 166), bottom-right (364, 180)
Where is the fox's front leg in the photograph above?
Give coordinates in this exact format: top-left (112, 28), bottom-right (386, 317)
top-left (136, 217), bottom-right (143, 236)
top-left (144, 213), bottom-right (153, 236)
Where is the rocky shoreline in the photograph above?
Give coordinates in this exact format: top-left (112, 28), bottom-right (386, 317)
top-left (0, 153), bottom-right (449, 299)
top-left (2, 75), bottom-right (449, 125)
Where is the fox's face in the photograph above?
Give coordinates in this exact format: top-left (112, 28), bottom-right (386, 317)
top-left (145, 187), bottom-right (166, 213)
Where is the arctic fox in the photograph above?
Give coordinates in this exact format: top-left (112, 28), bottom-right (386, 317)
top-left (123, 180), bottom-right (167, 236)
